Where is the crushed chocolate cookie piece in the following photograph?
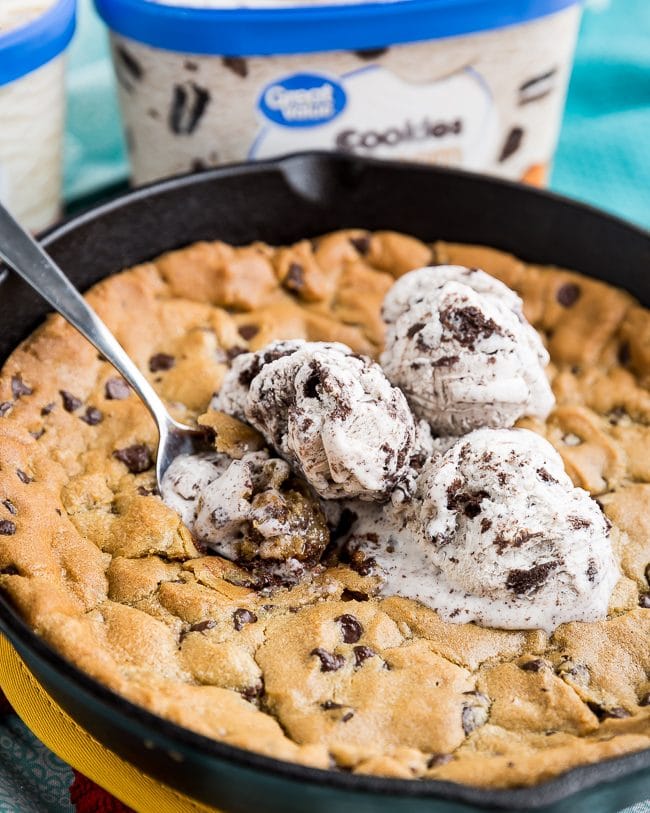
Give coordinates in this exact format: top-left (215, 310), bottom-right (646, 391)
top-left (0, 520), bottom-right (16, 535)
top-left (60, 390), bottom-right (82, 412)
top-left (520, 659), bottom-right (547, 672)
top-left (105, 377), bottom-right (130, 400)
top-left (116, 44), bottom-right (143, 80)
top-left (556, 283), bottom-right (581, 307)
top-left (461, 692), bottom-right (490, 735)
top-left (353, 645), bottom-right (375, 667)
top-left (113, 444), bottom-right (153, 474)
top-left (238, 324), bottom-right (259, 341)
top-left (311, 648), bottom-right (345, 673)
top-left (2, 500), bottom-right (17, 515)
top-left (0, 402), bottom-right (12, 417)
top-left (335, 614), bottom-right (363, 644)
top-left (349, 235), bottom-right (371, 255)
top-left (169, 82), bottom-right (211, 135)
top-left (41, 402), bottom-right (55, 416)
top-left (406, 322), bottom-right (425, 339)
top-left (80, 407), bottom-right (103, 425)
top-left (340, 588), bottom-right (369, 602)
top-left (12, 375), bottom-right (32, 399)
top-left (16, 469), bottom-right (33, 484)
top-left (222, 56), bottom-right (248, 78)
top-left (427, 754), bottom-right (452, 769)
top-left (233, 608), bottom-right (258, 631)
top-left (506, 561), bottom-right (558, 595)
top-left (537, 467), bottom-right (557, 484)
top-left (149, 353), bottom-right (175, 372)
top-left (439, 305), bottom-right (502, 351)
top-left (499, 127), bottom-right (524, 162)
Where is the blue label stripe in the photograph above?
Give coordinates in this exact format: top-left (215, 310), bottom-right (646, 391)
top-left (94, 0), bottom-right (580, 58)
top-left (0, 0), bottom-right (76, 87)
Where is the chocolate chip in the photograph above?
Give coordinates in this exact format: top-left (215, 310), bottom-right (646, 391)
top-left (80, 406), bottom-right (103, 425)
top-left (427, 754), bottom-right (452, 769)
top-left (354, 47), bottom-right (388, 60)
top-left (233, 608), bottom-right (258, 631)
top-left (41, 402), bottom-right (55, 416)
top-left (30, 429), bottom-right (45, 440)
top-left (499, 126), bottom-right (524, 162)
top-left (16, 469), bottom-right (32, 484)
top-left (11, 375), bottom-right (32, 400)
top-left (2, 500), bottom-right (17, 515)
top-left (587, 702), bottom-right (631, 721)
top-left (116, 44), bottom-right (143, 80)
top-left (639, 593), bottom-right (650, 608)
top-left (222, 56), bottom-right (248, 78)
top-left (341, 711), bottom-right (354, 723)
top-left (240, 683), bottom-right (264, 703)
top-left (645, 563), bottom-right (650, 586)
top-left (238, 324), bottom-right (259, 341)
top-left (113, 444), bottom-right (153, 474)
top-left (105, 377), bottom-right (130, 400)
top-left (284, 263), bottom-right (305, 293)
top-left (226, 345), bottom-right (247, 362)
top-left (506, 561), bottom-right (558, 595)
top-left (149, 353), bottom-right (175, 372)
top-left (190, 619), bottom-right (217, 633)
top-left (556, 283), bottom-right (581, 307)
top-left (0, 520), bottom-right (16, 535)
top-left (59, 390), bottom-right (82, 412)
top-left (461, 692), bottom-right (490, 734)
top-left (0, 402), bottom-right (12, 417)
top-left (349, 235), bottom-right (370, 255)
top-left (311, 648), bottom-right (345, 672)
top-left (618, 342), bottom-right (631, 366)
top-left (406, 322), bottom-right (425, 339)
top-left (353, 645), bottom-right (375, 667)
top-left (557, 659), bottom-right (590, 686)
top-left (321, 700), bottom-right (344, 710)
top-left (335, 614), bottom-right (363, 644)
top-left (341, 588), bottom-right (369, 602)
top-left (169, 82), bottom-right (211, 135)
top-left (520, 659), bottom-right (547, 672)
top-left (639, 693), bottom-right (650, 706)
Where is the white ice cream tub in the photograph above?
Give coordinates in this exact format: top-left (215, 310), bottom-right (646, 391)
top-left (95, 0), bottom-right (582, 187)
top-left (0, 0), bottom-right (76, 231)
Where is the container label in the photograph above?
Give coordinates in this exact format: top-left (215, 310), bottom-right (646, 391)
top-left (258, 73), bottom-right (347, 128)
top-left (251, 65), bottom-right (498, 170)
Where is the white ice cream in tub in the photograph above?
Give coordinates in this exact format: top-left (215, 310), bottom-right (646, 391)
top-left (94, 0), bottom-right (582, 186)
top-left (0, 0), bottom-right (76, 231)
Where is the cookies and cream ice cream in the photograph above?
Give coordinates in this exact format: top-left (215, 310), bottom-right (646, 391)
top-left (344, 428), bottom-right (618, 633)
top-left (380, 266), bottom-right (555, 435)
top-left (96, 0), bottom-right (581, 186)
top-left (0, 0), bottom-right (74, 231)
top-left (215, 340), bottom-right (416, 501)
top-left (161, 449), bottom-right (329, 583)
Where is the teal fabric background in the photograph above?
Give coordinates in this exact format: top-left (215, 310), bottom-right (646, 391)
top-left (63, 0), bottom-right (650, 228)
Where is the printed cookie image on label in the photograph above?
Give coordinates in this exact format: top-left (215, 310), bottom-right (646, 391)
top-left (251, 66), bottom-right (499, 170)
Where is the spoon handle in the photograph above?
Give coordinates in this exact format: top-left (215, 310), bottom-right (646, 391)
top-left (0, 203), bottom-right (170, 432)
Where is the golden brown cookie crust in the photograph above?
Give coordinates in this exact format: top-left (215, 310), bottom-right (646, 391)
top-left (1, 230), bottom-right (649, 787)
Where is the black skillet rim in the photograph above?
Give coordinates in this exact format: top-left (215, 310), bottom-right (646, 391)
top-left (1, 152), bottom-right (649, 810)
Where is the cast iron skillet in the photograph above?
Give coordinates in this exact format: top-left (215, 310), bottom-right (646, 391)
top-left (0, 153), bottom-right (649, 813)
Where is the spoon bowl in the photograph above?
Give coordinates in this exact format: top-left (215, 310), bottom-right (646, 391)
top-left (0, 202), bottom-right (210, 489)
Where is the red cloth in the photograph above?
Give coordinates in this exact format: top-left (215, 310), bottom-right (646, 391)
top-left (69, 770), bottom-right (135, 813)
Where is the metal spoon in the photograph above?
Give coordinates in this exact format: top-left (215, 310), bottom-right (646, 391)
top-left (0, 203), bottom-right (209, 488)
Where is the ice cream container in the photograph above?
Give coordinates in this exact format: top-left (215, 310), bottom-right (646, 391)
top-left (95, 0), bottom-right (582, 187)
top-left (0, 0), bottom-right (76, 231)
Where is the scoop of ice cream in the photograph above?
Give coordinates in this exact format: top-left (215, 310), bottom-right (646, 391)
top-left (161, 449), bottom-right (329, 585)
top-left (215, 340), bottom-right (417, 501)
top-left (380, 266), bottom-right (554, 435)
top-left (343, 428), bottom-right (617, 632)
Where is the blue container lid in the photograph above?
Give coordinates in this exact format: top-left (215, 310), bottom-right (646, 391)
top-left (95, 0), bottom-right (579, 57)
top-left (0, 0), bottom-right (76, 87)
